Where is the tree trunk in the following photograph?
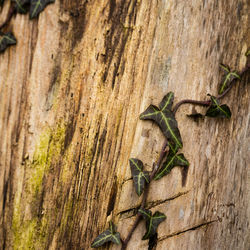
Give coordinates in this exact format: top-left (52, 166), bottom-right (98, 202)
top-left (0, 0), bottom-right (249, 249)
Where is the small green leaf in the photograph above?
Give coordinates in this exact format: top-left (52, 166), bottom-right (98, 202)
top-left (205, 95), bottom-right (231, 118)
top-left (11, 0), bottom-right (30, 14)
top-left (30, 0), bottom-right (55, 19)
top-left (0, 32), bottom-right (17, 53)
top-left (219, 64), bottom-right (241, 94)
top-left (91, 222), bottom-right (121, 248)
top-left (140, 92), bottom-right (183, 152)
top-left (245, 50), bottom-right (250, 57)
top-left (139, 208), bottom-right (166, 240)
top-left (154, 150), bottom-right (189, 180)
top-left (129, 158), bottom-right (149, 196)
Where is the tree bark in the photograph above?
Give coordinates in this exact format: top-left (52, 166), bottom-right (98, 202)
top-left (0, 0), bottom-right (249, 249)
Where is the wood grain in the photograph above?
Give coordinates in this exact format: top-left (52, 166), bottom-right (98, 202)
top-left (0, 0), bottom-right (249, 249)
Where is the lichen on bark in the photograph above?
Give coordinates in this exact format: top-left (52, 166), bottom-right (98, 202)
top-left (12, 121), bottom-right (67, 249)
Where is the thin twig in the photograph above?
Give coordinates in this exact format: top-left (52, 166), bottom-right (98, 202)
top-left (121, 140), bottom-right (168, 250)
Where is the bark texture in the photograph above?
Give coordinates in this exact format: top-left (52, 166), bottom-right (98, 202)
top-left (0, 0), bottom-right (249, 249)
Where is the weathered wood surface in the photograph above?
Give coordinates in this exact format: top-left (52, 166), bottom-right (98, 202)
top-left (0, 0), bottom-right (249, 249)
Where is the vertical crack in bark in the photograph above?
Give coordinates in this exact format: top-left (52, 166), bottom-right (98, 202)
top-left (106, 177), bottom-right (118, 216)
top-left (102, 0), bottom-right (138, 88)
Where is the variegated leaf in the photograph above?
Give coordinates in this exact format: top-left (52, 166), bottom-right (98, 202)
top-left (30, 0), bottom-right (55, 19)
top-left (154, 150), bottom-right (189, 180)
top-left (159, 91), bottom-right (174, 112)
top-left (140, 92), bottom-right (182, 152)
top-left (11, 0), bottom-right (30, 14)
top-left (91, 222), bottom-right (121, 248)
top-left (139, 208), bottom-right (166, 240)
top-left (129, 158), bottom-right (149, 196)
top-left (0, 32), bottom-right (16, 53)
top-left (205, 95), bottom-right (231, 118)
top-left (219, 64), bottom-right (240, 95)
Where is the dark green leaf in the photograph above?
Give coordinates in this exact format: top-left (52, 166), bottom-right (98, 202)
top-left (0, 32), bottom-right (17, 53)
top-left (205, 95), bottom-right (231, 118)
top-left (245, 50), bottom-right (250, 57)
top-left (12, 0), bottom-right (30, 14)
top-left (30, 0), bottom-right (55, 19)
top-left (140, 92), bottom-right (183, 152)
top-left (159, 92), bottom-right (174, 112)
top-left (0, 0), bottom-right (5, 7)
top-left (219, 64), bottom-right (240, 94)
top-left (139, 208), bottom-right (166, 240)
top-left (129, 158), bottom-right (149, 196)
top-left (139, 208), bottom-right (152, 220)
top-left (91, 222), bottom-right (121, 248)
top-left (109, 221), bottom-right (116, 234)
top-left (154, 150), bottom-right (189, 180)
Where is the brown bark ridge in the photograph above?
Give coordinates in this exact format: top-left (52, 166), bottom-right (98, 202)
top-left (0, 0), bottom-right (249, 249)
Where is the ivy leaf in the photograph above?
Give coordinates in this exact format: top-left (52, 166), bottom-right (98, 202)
top-left (158, 91), bottom-right (174, 112)
top-left (129, 158), bottom-right (150, 196)
top-left (30, 0), bottom-right (55, 19)
top-left (139, 208), bottom-right (166, 240)
top-left (12, 0), bottom-right (30, 14)
top-left (0, 32), bottom-right (17, 53)
top-left (219, 64), bottom-right (240, 94)
top-left (140, 92), bottom-right (183, 152)
top-left (91, 222), bottom-right (121, 248)
top-left (205, 95), bottom-right (231, 119)
top-left (154, 150), bottom-right (189, 180)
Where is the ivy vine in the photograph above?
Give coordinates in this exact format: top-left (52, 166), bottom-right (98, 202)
top-left (0, 0), bottom-right (55, 53)
top-left (91, 53), bottom-right (250, 249)
top-left (1, 0), bottom-right (249, 247)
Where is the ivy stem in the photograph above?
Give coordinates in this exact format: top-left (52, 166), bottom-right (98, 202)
top-left (121, 140), bottom-right (168, 250)
top-left (173, 63), bottom-right (250, 115)
top-left (121, 63), bottom-right (249, 249)
top-left (173, 100), bottom-right (210, 115)
top-left (0, 4), bottom-right (15, 30)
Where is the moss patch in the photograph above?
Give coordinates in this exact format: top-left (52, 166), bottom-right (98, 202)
top-left (12, 122), bottom-right (67, 249)
top-left (28, 123), bottom-right (65, 197)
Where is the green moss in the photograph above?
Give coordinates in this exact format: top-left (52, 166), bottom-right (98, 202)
top-left (60, 145), bottom-right (73, 184)
top-left (30, 123), bottom-right (65, 195)
top-left (12, 122), bottom-right (67, 249)
top-left (12, 194), bottom-right (40, 250)
top-left (28, 130), bottom-right (51, 197)
top-left (60, 196), bottom-right (75, 232)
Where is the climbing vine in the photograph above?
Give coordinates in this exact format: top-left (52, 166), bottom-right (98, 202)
top-left (91, 53), bottom-right (249, 249)
top-left (0, 0), bottom-right (55, 53)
